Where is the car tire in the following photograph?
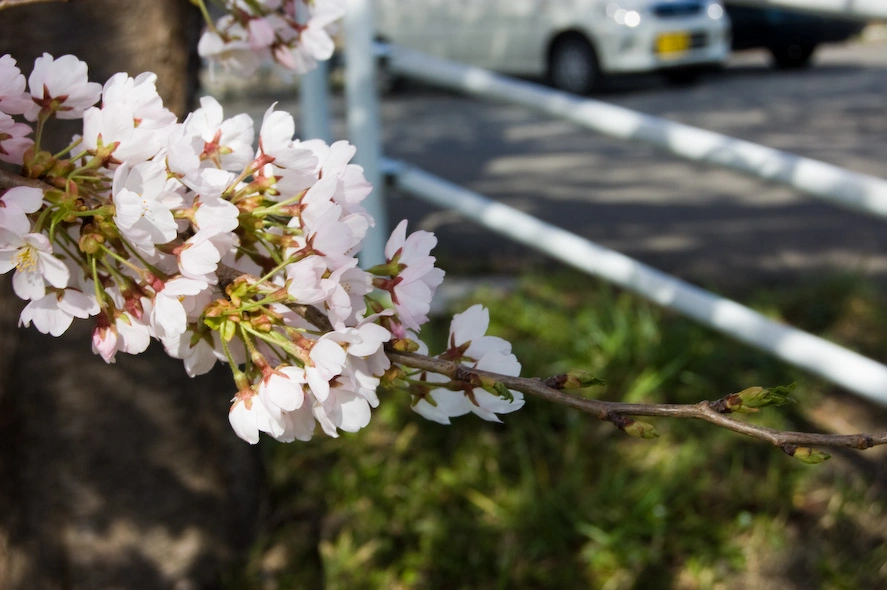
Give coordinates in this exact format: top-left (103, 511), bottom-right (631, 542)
top-left (548, 34), bottom-right (600, 95)
top-left (663, 67), bottom-right (703, 86)
top-left (769, 44), bottom-right (817, 69)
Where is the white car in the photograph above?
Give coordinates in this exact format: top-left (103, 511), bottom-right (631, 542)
top-left (374, 0), bottom-right (731, 93)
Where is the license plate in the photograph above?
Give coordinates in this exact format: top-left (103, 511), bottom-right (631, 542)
top-left (656, 32), bottom-right (691, 56)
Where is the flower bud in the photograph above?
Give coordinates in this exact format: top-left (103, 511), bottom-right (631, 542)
top-left (622, 419), bottom-right (659, 439)
top-left (786, 446), bottom-right (830, 464)
top-left (381, 365), bottom-right (406, 384)
top-left (738, 384), bottom-right (794, 409)
top-left (563, 369), bottom-right (606, 389)
top-left (390, 338), bottom-right (420, 352)
top-left (78, 226), bottom-right (105, 255)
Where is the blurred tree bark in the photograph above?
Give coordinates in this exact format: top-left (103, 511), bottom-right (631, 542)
top-left (0, 1), bottom-right (262, 587)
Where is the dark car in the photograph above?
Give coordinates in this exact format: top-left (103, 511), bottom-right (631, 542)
top-left (725, 3), bottom-right (867, 68)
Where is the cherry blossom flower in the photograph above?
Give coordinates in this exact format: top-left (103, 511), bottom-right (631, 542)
top-left (82, 100), bottom-right (175, 165)
top-left (101, 72), bottom-right (175, 128)
top-left (258, 105), bottom-right (318, 171)
top-left (0, 186), bottom-right (43, 235)
top-left (312, 382), bottom-right (372, 436)
top-left (411, 305), bottom-right (525, 424)
top-left (285, 255), bottom-right (329, 304)
top-left (177, 194), bottom-right (239, 281)
top-left (0, 55), bottom-right (32, 116)
top-left (273, 1), bottom-right (344, 73)
top-left (25, 53), bottom-right (101, 121)
top-left (321, 261), bottom-right (373, 328)
top-left (161, 328), bottom-right (223, 377)
top-left (92, 307), bottom-right (153, 363)
top-left (229, 387), bottom-right (288, 444)
top-left (0, 112), bottom-right (34, 165)
top-left (183, 96), bottom-right (255, 172)
top-left (308, 139), bottom-right (373, 217)
top-left (382, 220), bottom-right (445, 331)
top-left (0, 230), bottom-right (69, 300)
top-left (150, 276), bottom-right (209, 340)
top-left (270, 407), bottom-right (318, 442)
top-left (20, 288), bottom-right (99, 337)
top-left (112, 161), bottom-right (181, 254)
top-left (258, 365), bottom-right (307, 416)
top-left (306, 334), bottom-right (347, 402)
top-left (198, 19), bottom-right (265, 77)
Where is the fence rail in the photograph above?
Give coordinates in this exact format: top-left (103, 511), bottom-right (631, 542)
top-left (386, 158), bottom-right (887, 407)
top-left (385, 43), bottom-right (887, 222)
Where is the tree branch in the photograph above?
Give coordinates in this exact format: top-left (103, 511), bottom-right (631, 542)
top-left (0, 168), bottom-right (53, 191)
top-left (387, 350), bottom-right (887, 453)
top-left (0, 0), bottom-right (74, 10)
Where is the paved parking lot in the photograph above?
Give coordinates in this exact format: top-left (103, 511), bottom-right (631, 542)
top-left (216, 37), bottom-right (887, 289)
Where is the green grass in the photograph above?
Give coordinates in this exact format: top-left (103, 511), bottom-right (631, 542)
top-left (225, 271), bottom-right (887, 590)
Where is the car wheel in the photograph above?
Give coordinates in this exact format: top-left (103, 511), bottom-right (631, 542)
top-left (769, 44), bottom-right (817, 69)
top-left (548, 34), bottom-right (600, 95)
top-left (663, 67), bottom-right (703, 86)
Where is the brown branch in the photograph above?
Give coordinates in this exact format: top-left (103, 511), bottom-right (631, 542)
top-left (387, 350), bottom-right (887, 452)
top-left (0, 168), bottom-right (53, 191)
top-left (0, 0), bottom-right (75, 10)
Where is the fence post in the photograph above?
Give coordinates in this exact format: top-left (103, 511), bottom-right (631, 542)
top-left (344, 0), bottom-right (387, 267)
top-left (299, 59), bottom-right (332, 143)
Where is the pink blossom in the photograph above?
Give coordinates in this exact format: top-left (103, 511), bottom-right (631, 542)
top-left (272, 2), bottom-right (344, 73)
top-left (411, 305), bottom-right (524, 424)
top-left (259, 365), bottom-right (307, 415)
top-left (82, 101), bottom-right (174, 165)
top-left (0, 230), bottom-right (69, 300)
top-left (112, 161), bottom-right (181, 254)
top-left (149, 276), bottom-right (209, 340)
top-left (25, 53), bottom-right (101, 121)
top-left (198, 20), bottom-right (265, 77)
top-left (257, 105), bottom-right (317, 170)
top-left (321, 261), bottom-right (373, 328)
top-left (448, 303), bottom-right (513, 360)
top-left (382, 220), bottom-right (445, 331)
top-left (19, 288), bottom-right (99, 336)
top-left (0, 54), bottom-right (32, 115)
top-left (177, 194), bottom-right (239, 281)
top-left (101, 72), bottom-right (175, 129)
top-left (229, 387), bottom-right (287, 444)
top-left (162, 328), bottom-right (224, 377)
top-left (0, 186), bottom-right (42, 235)
top-left (92, 308), bottom-right (153, 363)
top-left (312, 384), bottom-right (372, 436)
top-left (285, 255), bottom-right (329, 304)
top-left (247, 16), bottom-right (277, 50)
top-left (306, 334), bottom-right (347, 402)
top-left (183, 96), bottom-right (255, 172)
top-left (0, 112), bottom-right (33, 165)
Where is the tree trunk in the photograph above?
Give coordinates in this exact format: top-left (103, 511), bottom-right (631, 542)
top-left (0, 1), bottom-right (262, 587)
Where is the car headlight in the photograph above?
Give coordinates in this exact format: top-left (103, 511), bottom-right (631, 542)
top-left (605, 2), bottom-right (644, 28)
top-left (706, 1), bottom-right (725, 20)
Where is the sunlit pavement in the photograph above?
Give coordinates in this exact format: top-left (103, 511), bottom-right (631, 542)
top-left (212, 36), bottom-right (887, 289)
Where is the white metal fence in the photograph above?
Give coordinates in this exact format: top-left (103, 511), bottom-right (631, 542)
top-left (329, 0), bottom-right (887, 406)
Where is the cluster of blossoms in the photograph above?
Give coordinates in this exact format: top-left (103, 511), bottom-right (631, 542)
top-left (196, 0), bottom-right (345, 76)
top-left (0, 46), bottom-right (524, 443)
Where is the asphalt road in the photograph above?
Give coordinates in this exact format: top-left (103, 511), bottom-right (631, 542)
top-left (216, 38), bottom-right (887, 289)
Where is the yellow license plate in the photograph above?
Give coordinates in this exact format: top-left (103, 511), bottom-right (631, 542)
top-left (656, 32), bottom-right (691, 56)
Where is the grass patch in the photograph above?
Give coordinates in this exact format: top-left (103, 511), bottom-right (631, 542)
top-left (225, 271), bottom-right (887, 589)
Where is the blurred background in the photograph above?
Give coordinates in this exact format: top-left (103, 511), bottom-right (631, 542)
top-left (2, 1), bottom-right (887, 588)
